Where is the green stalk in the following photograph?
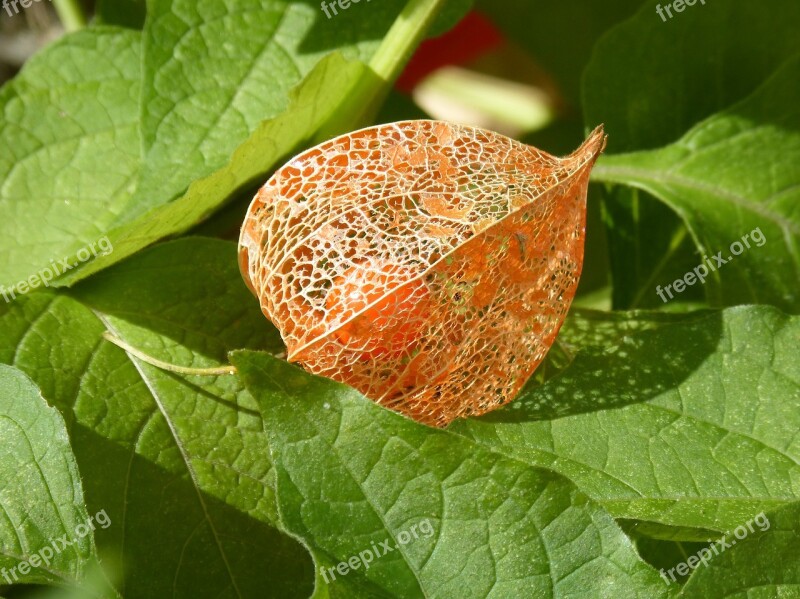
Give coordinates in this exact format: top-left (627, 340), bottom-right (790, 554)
top-left (52, 0), bottom-right (88, 32)
top-left (317, 0), bottom-right (446, 139)
top-left (102, 332), bottom-right (238, 377)
top-left (368, 0), bottom-right (444, 85)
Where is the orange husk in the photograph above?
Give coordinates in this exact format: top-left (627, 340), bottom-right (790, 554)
top-left (239, 120), bottom-right (606, 427)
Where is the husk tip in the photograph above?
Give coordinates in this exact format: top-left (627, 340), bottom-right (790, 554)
top-left (581, 124), bottom-right (607, 160)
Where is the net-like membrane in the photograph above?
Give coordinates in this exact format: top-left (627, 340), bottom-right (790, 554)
top-left (239, 120), bottom-right (605, 426)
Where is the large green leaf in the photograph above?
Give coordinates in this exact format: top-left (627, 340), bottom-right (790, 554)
top-left (234, 304), bottom-right (800, 594)
top-left (0, 365), bottom-right (98, 589)
top-left (584, 0), bottom-right (800, 153)
top-left (56, 52), bottom-right (367, 286)
top-left (134, 0), bottom-right (471, 209)
top-left (233, 352), bottom-right (669, 599)
top-left (593, 55), bottom-right (800, 311)
top-left (583, 0), bottom-right (800, 311)
top-left (454, 306), bottom-right (800, 536)
top-left (0, 28), bottom-right (142, 294)
top-left (0, 239), bottom-right (311, 598)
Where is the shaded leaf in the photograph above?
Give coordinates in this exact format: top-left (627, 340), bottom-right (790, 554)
top-left (598, 185), bottom-right (705, 310)
top-left (583, 0), bottom-right (800, 153)
top-left (95, 0), bottom-right (146, 29)
top-left (0, 365), bottom-right (97, 589)
top-left (0, 239), bottom-right (312, 598)
top-left (628, 534), bottom-right (709, 586)
top-left (583, 0), bottom-right (800, 311)
top-left (593, 55), bottom-right (800, 311)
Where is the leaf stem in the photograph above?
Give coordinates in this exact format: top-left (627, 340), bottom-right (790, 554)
top-left (317, 0), bottom-right (446, 137)
top-left (368, 0), bottom-right (444, 84)
top-left (102, 332), bottom-right (238, 376)
top-left (52, 0), bottom-right (88, 32)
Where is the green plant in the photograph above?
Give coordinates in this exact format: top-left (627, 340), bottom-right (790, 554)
top-left (0, 0), bottom-right (798, 597)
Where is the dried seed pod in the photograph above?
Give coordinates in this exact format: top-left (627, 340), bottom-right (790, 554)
top-left (239, 120), bottom-right (605, 427)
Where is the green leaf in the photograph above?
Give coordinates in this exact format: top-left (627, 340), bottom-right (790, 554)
top-left (583, 0), bottom-right (800, 311)
top-left (0, 239), bottom-right (312, 598)
top-left (584, 0), bottom-right (800, 153)
top-left (135, 0), bottom-right (364, 208)
top-left (593, 55), bottom-right (800, 311)
top-left (680, 502), bottom-right (800, 597)
top-left (0, 1), bottom-right (470, 292)
top-left (0, 28), bottom-right (142, 294)
top-left (453, 306), bottom-right (800, 536)
top-left (55, 0), bottom-right (471, 286)
top-left (0, 365), bottom-right (96, 588)
top-left (233, 352), bottom-right (669, 599)
top-left (57, 53), bottom-right (367, 286)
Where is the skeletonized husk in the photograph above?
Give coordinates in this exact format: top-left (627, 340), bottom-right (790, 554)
top-left (239, 120), bottom-right (606, 427)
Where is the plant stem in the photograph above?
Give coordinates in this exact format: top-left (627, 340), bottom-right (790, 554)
top-left (52, 0), bottom-right (88, 32)
top-left (102, 332), bottom-right (238, 376)
top-left (368, 0), bottom-right (444, 85)
top-left (317, 0), bottom-right (446, 138)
